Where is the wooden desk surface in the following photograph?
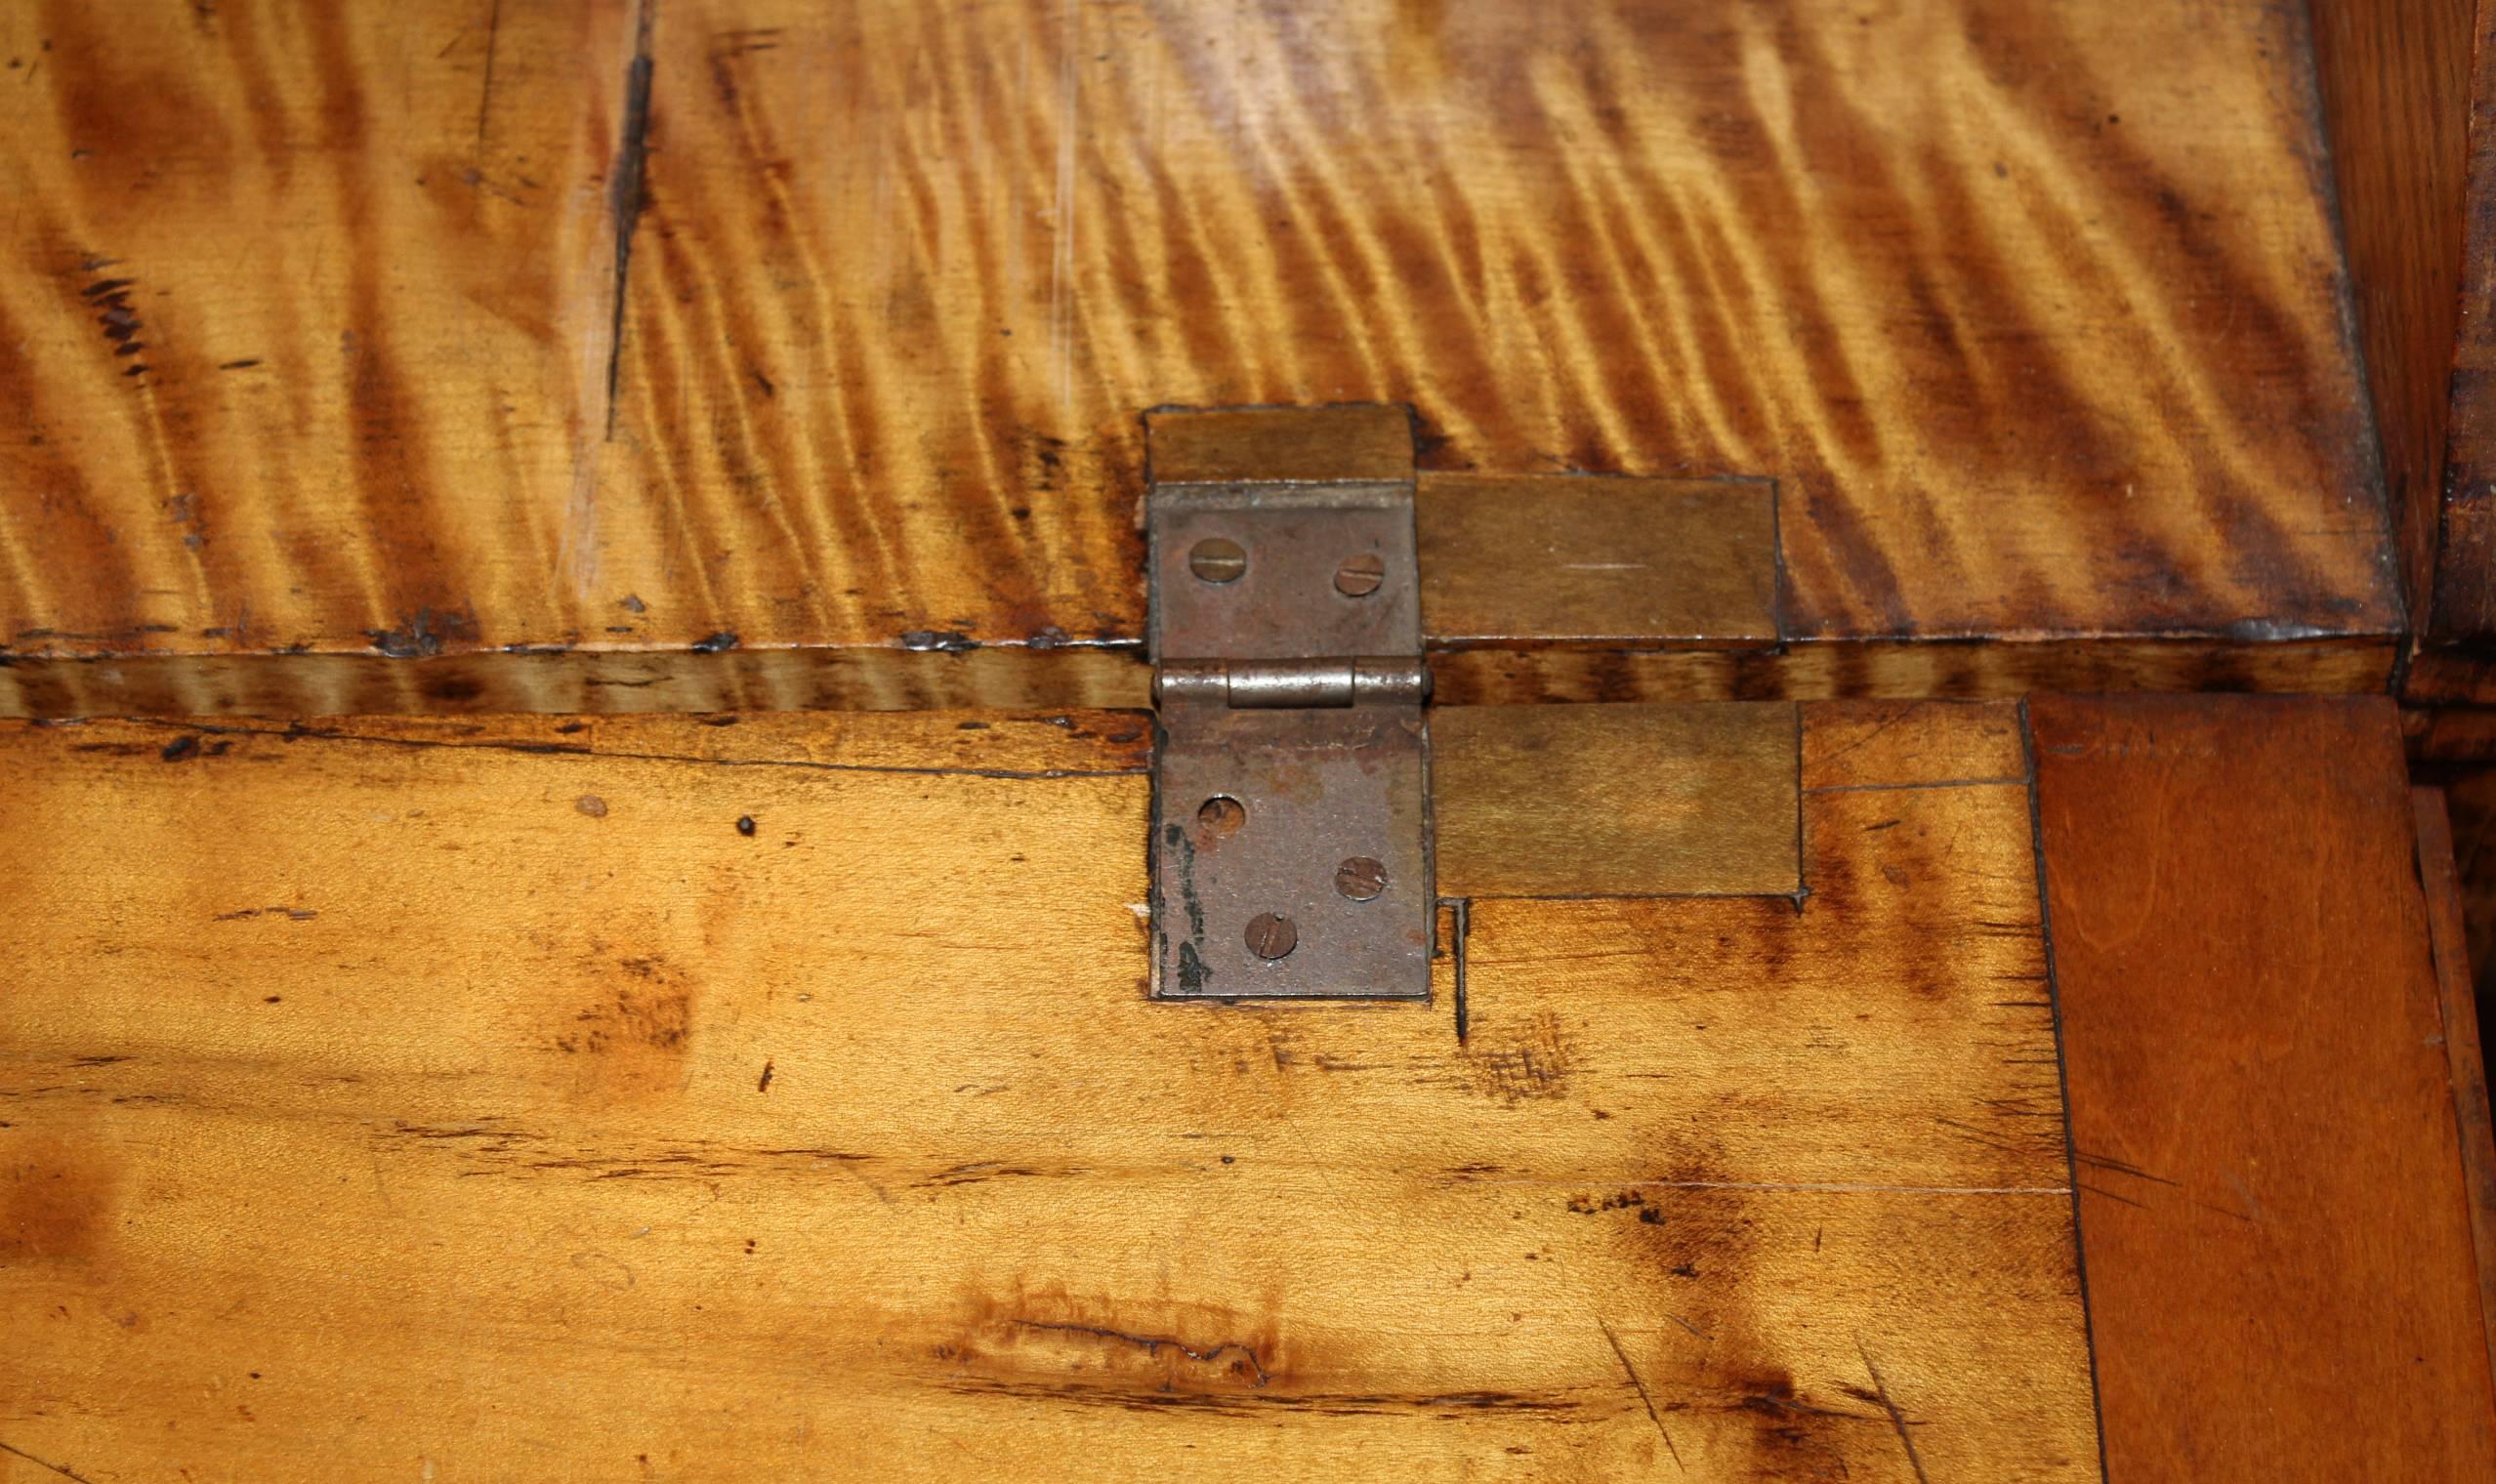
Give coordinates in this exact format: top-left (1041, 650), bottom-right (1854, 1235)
top-left (3, 697), bottom-right (2487, 1479)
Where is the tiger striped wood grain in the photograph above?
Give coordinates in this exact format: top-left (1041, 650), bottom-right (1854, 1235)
top-left (0, 0), bottom-right (2396, 715)
top-left (0, 702), bottom-right (2098, 1479)
top-left (0, 0), bottom-right (639, 675)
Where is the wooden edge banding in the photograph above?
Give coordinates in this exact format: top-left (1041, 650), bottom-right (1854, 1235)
top-left (2410, 785), bottom-right (2496, 1391)
top-left (1424, 636), bottom-right (2396, 707)
top-left (0, 646), bottom-right (1156, 721)
top-left (0, 635), bottom-right (2398, 721)
top-left (1142, 404), bottom-right (1416, 485)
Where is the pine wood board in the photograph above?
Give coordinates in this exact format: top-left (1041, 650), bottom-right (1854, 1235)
top-left (0, 0), bottom-right (2398, 716)
top-left (0, 701), bottom-right (2097, 1480)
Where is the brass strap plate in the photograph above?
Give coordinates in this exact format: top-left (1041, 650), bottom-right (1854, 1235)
top-left (1146, 481), bottom-right (1434, 1000)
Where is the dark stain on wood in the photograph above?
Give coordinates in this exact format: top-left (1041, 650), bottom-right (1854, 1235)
top-left (367, 607), bottom-right (478, 660)
top-left (602, 0), bottom-right (657, 438)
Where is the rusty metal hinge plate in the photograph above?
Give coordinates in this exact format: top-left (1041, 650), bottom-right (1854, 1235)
top-left (1147, 481), bottom-right (1434, 1000)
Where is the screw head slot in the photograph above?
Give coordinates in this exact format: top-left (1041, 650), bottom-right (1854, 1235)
top-left (1334, 553), bottom-right (1385, 597)
top-left (1189, 538), bottom-right (1247, 584)
top-left (1245, 913), bottom-right (1299, 960)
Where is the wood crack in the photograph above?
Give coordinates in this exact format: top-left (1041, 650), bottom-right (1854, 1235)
top-left (0, 1439), bottom-right (99, 1484)
top-left (1598, 1318), bottom-right (1685, 1473)
top-left (1855, 1340), bottom-right (1932, 1484)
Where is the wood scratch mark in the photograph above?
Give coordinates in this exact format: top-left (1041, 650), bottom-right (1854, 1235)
top-left (1599, 1318), bottom-right (1685, 1473)
top-left (1931, 1113), bottom-right (2029, 1155)
top-left (474, 0), bottom-right (504, 152)
top-left (1856, 1339), bottom-right (1932, 1484)
top-left (0, 1440), bottom-right (99, 1484)
top-left (1812, 711), bottom-right (1911, 770)
top-left (2073, 1149), bottom-right (2181, 1186)
top-left (2077, 1179), bottom-right (2148, 1210)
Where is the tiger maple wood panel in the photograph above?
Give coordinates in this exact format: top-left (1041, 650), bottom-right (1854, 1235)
top-left (0, 0), bottom-right (2397, 714)
top-left (0, 703), bottom-right (2097, 1479)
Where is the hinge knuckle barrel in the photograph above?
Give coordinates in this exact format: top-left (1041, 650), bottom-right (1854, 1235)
top-left (1154, 657), bottom-right (1430, 709)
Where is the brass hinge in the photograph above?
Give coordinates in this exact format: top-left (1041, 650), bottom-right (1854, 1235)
top-left (1146, 480), bottom-right (1435, 999)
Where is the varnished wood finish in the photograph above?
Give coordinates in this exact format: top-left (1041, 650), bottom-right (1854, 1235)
top-left (1433, 701), bottom-right (1798, 898)
top-left (2032, 694), bottom-right (2496, 1479)
top-left (1, 1), bottom-right (2398, 715)
top-left (0, 0), bottom-right (639, 677)
top-left (2412, 786), bottom-right (2496, 1399)
top-left (0, 703), bottom-right (2097, 1479)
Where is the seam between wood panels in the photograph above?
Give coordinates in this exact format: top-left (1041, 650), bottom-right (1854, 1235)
top-left (2018, 698), bottom-right (2113, 1484)
top-left (109, 718), bottom-right (1143, 781)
